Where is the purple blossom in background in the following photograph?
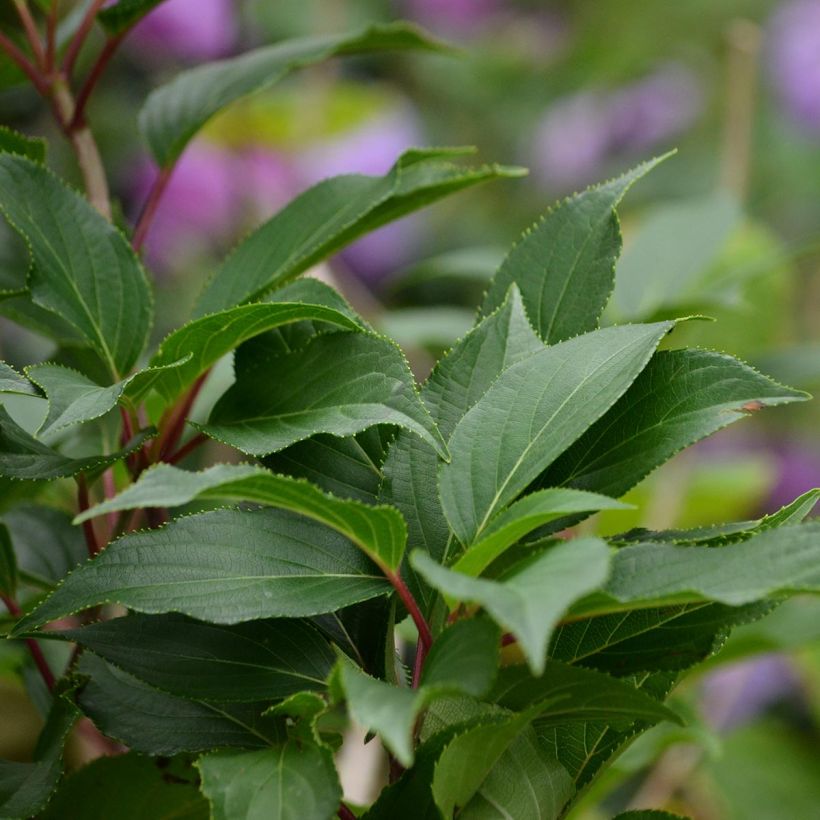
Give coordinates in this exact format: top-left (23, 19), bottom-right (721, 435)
top-left (401, 0), bottom-right (501, 36)
top-left (769, 0), bottom-right (820, 133)
top-left (298, 107), bottom-right (427, 282)
top-left (238, 149), bottom-right (299, 223)
top-left (701, 654), bottom-right (802, 731)
top-left (532, 64), bottom-right (702, 191)
top-left (765, 439), bottom-right (820, 512)
top-left (129, 0), bottom-right (237, 61)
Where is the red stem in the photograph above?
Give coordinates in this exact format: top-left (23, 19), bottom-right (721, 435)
top-left (13, 0), bottom-right (46, 70)
top-left (46, 0), bottom-right (58, 71)
top-left (70, 31), bottom-right (126, 128)
top-left (337, 805), bottom-right (357, 820)
top-left (386, 571), bottom-right (432, 653)
top-left (132, 165), bottom-right (174, 253)
top-left (501, 633), bottom-right (516, 647)
top-left (411, 637), bottom-right (427, 689)
top-left (0, 30), bottom-right (49, 95)
top-left (168, 432), bottom-right (208, 465)
top-left (158, 372), bottom-right (208, 461)
top-left (62, 0), bottom-right (106, 79)
top-left (76, 475), bottom-right (102, 557)
top-left (2, 594), bottom-right (55, 691)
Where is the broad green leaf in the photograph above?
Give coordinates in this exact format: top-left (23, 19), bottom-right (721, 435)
top-left (0, 406), bottom-right (153, 480)
top-left (381, 287), bottom-right (544, 610)
top-left (201, 332), bottom-right (448, 460)
top-left (491, 662), bottom-right (681, 728)
top-left (0, 155), bottom-right (152, 379)
top-left (452, 488), bottom-right (630, 578)
top-left (195, 148), bottom-right (524, 316)
top-left (197, 743), bottom-right (341, 820)
top-left (550, 601), bottom-right (772, 676)
top-left (480, 156), bottom-right (668, 343)
top-left (48, 613), bottom-right (335, 702)
top-left (4, 504), bottom-right (86, 587)
top-left (573, 522), bottom-right (820, 617)
top-left (538, 349), bottom-right (808, 502)
top-left (98, 0), bottom-right (168, 33)
top-left (411, 538), bottom-right (611, 675)
top-left (0, 362), bottom-right (35, 396)
top-left (0, 125), bottom-right (46, 163)
top-left (76, 655), bottom-right (281, 754)
top-left (0, 523), bottom-right (16, 596)
top-left (75, 463), bottom-right (408, 573)
top-left (40, 753), bottom-right (208, 820)
top-left (142, 23), bottom-right (447, 167)
top-left (439, 322), bottom-right (672, 546)
top-left (336, 622), bottom-right (497, 766)
top-left (15, 508), bottom-right (390, 633)
top-left (0, 693), bottom-right (79, 819)
top-left (143, 301), bottom-right (363, 404)
top-left (457, 726), bottom-right (574, 820)
top-left (610, 191), bottom-right (742, 320)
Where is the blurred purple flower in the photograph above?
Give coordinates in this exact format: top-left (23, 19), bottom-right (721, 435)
top-left (701, 654), bottom-right (801, 731)
top-left (298, 107), bottom-right (427, 282)
top-left (532, 64), bottom-right (702, 192)
top-left (129, 0), bottom-right (237, 62)
top-left (765, 439), bottom-right (820, 512)
top-left (238, 149), bottom-right (299, 223)
top-left (401, 0), bottom-right (501, 36)
top-left (129, 141), bottom-right (242, 270)
top-left (769, 0), bottom-right (820, 132)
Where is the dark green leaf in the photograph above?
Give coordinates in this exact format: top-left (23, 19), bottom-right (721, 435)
top-left (16, 508), bottom-right (390, 633)
top-left (0, 406), bottom-right (153, 480)
top-left (612, 811), bottom-right (689, 819)
top-left (98, 0), bottom-right (168, 33)
top-left (0, 126), bottom-right (46, 163)
top-left (0, 361), bottom-right (35, 396)
top-left (76, 655), bottom-right (282, 754)
top-left (197, 743), bottom-right (341, 820)
top-left (141, 23), bottom-right (449, 168)
top-left (195, 148), bottom-right (523, 316)
top-left (439, 322), bottom-right (673, 546)
top-left (480, 156), bottom-right (668, 343)
top-left (0, 522), bottom-right (16, 596)
top-left (411, 538), bottom-right (611, 675)
top-left (201, 332), bottom-right (448, 460)
top-left (51, 613), bottom-right (336, 702)
top-left (421, 619), bottom-right (499, 698)
top-left (0, 155), bottom-right (152, 379)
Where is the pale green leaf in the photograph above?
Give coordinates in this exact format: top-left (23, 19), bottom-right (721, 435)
top-left (197, 744), bottom-right (341, 820)
top-left (201, 332), bottom-right (448, 460)
top-left (15, 508), bottom-right (390, 634)
top-left (75, 462), bottom-right (408, 573)
top-left (480, 156), bottom-right (668, 343)
top-left (452, 488), bottom-right (631, 578)
top-left (195, 148), bottom-right (523, 316)
top-left (411, 538), bottom-right (611, 675)
top-left (141, 24), bottom-right (449, 167)
top-left (439, 322), bottom-right (672, 546)
top-left (0, 361), bottom-right (36, 396)
top-left (0, 155), bottom-right (152, 379)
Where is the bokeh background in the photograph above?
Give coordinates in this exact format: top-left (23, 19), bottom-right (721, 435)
top-left (1, 1), bottom-right (819, 817)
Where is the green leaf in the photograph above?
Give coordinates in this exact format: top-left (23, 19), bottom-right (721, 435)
top-left (40, 753), bottom-right (208, 820)
top-left (195, 148), bottom-right (524, 316)
top-left (0, 692), bottom-right (79, 819)
top-left (0, 522), bottom-right (16, 596)
top-left (574, 522), bottom-right (820, 617)
top-left (4, 504), bottom-right (86, 586)
top-left (382, 286), bottom-right (543, 611)
top-left (98, 0), bottom-right (168, 34)
top-left (452, 488), bottom-right (630, 578)
top-left (421, 619), bottom-right (500, 697)
top-left (197, 743), bottom-right (341, 820)
top-left (201, 332), bottom-right (448, 460)
top-left (538, 349), bottom-right (809, 502)
top-left (143, 300), bottom-right (364, 405)
top-left (142, 23), bottom-right (448, 168)
top-left (15, 508), bottom-right (390, 634)
top-left (612, 811), bottom-right (689, 819)
top-left (439, 322), bottom-right (673, 546)
top-left (0, 155), bottom-right (152, 379)
top-left (49, 613), bottom-right (336, 702)
top-left (480, 156), bottom-right (668, 343)
top-left (0, 125), bottom-right (46, 163)
top-left (76, 655), bottom-right (281, 754)
top-left (411, 538), bottom-right (611, 675)
top-left (491, 662), bottom-right (681, 728)
top-left (0, 406), bottom-right (154, 480)
top-left (75, 463), bottom-right (408, 573)
top-left (0, 361), bottom-right (36, 396)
